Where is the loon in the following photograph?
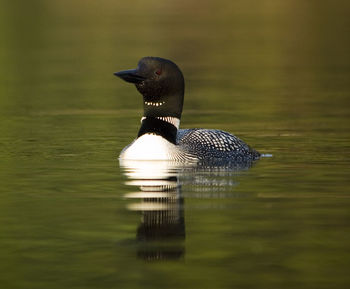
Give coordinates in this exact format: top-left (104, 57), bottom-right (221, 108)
top-left (114, 57), bottom-right (260, 163)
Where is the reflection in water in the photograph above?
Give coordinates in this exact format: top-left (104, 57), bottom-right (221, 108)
top-left (120, 159), bottom-right (256, 261)
top-left (121, 160), bottom-right (188, 261)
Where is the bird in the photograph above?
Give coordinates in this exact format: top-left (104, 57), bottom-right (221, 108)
top-left (114, 57), bottom-right (260, 165)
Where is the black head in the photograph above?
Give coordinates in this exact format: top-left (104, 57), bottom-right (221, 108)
top-left (114, 57), bottom-right (184, 119)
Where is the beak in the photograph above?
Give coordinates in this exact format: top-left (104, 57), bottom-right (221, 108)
top-left (114, 69), bottom-right (145, 84)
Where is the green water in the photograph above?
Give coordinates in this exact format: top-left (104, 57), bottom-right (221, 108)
top-left (1, 1), bottom-right (350, 288)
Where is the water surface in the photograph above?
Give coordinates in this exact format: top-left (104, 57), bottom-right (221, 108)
top-left (0, 1), bottom-right (350, 288)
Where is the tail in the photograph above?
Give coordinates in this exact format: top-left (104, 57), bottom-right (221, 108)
top-left (260, 153), bottom-right (273, 158)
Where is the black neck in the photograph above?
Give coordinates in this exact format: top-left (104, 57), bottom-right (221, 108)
top-left (137, 117), bottom-right (178, 144)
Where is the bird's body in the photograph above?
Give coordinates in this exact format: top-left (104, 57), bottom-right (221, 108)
top-left (115, 57), bottom-right (260, 164)
top-left (120, 134), bottom-right (178, 161)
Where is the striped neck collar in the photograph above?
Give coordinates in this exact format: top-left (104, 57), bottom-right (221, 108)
top-left (138, 117), bottom-right (178, 144)
top-left (141, 116), bottom-right (180, 129)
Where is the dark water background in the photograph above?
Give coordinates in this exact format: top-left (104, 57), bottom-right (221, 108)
top-left (0, 1), bottom-right (349, 288)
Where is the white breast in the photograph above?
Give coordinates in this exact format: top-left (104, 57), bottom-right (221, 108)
top-left (119, 134), bottom-right (178, 160)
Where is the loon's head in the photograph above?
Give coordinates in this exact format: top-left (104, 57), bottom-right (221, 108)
top-left (114, 57), bottom-right (184, 119)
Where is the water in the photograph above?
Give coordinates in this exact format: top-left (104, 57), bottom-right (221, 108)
top-left (1, 0), bottom-right (350, 288)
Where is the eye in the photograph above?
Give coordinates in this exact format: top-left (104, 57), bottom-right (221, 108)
top-left (155, 69), bottom-right (162, 76)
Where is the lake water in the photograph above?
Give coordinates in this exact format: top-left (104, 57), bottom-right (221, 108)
top-left (0, 1), bottom-right (349, 288)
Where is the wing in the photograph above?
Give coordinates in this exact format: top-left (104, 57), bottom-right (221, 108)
top-left (176, 129), bottom-right (260, 160)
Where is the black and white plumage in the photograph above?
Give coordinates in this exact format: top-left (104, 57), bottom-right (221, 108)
top-left (114, 57), bottom-right (260, 164)
top-left (177, 129), bottom-right (259, 161)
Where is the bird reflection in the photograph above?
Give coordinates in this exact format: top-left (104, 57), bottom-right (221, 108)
top-left (120, 159), bottom-right (257, 261)
top-left (121, 160), bottom-right (188, 261)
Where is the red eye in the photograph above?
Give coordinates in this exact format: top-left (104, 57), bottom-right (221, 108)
top-left (155, 69), bottom-right (162, 75)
